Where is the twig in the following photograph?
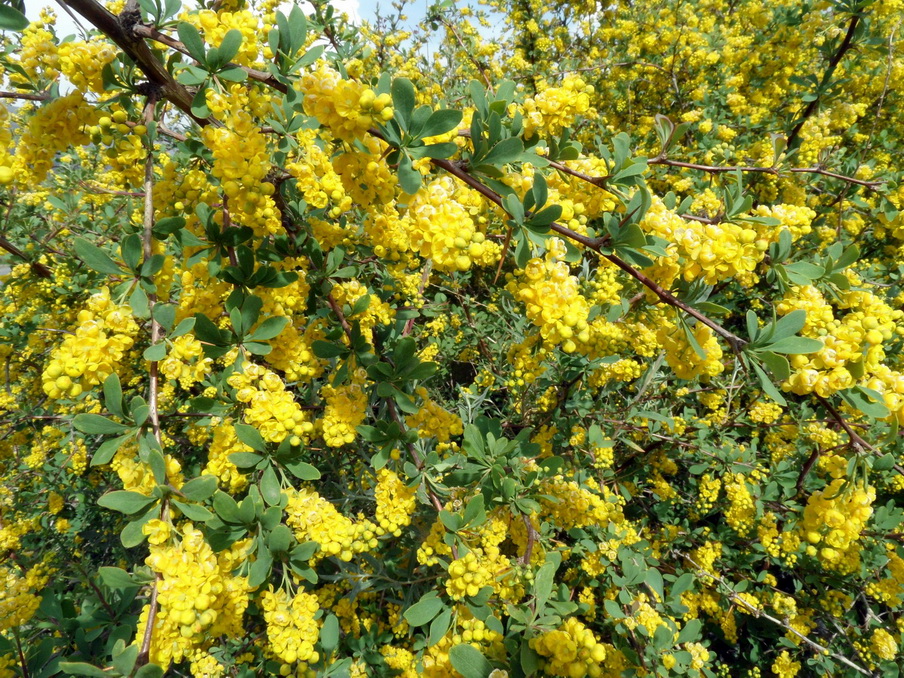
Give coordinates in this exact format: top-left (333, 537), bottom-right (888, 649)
top-left (0, 90), bottom-right (50, 101)
top-left (787, 14), bottom-right (861, 149)
top-left (0, 235), bottom-right (52, 278)
top-left (677, 550), bottom-right (873, 676)
top-left (136, 574), bottom-right (160, 664)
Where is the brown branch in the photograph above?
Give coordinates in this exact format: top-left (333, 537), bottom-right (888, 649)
top-left (422, 154), bottom-right (747, 350)
top-left (0, 90), bottom-right (50, 101)
top-left (649, 157), bottom-right (883, 189)
top-left (796, 446), bottom-right (822, 495)
top-left (787, 13), bottom-right (861, 149)
top-left (437, 15), bottom-right (492, 90)
top-left (677, 550), bottom-right (873, 676)
top-left (815, 394), bottom-right (875, 453)
top-left (546, 158), bottom-right (608, 188)
top-left (61, 0), bottom-right (216, 126)
top-left (78, 181), bottom-right (145, 198)
top-left (0, 235), bottom-right (52, 278)
top-left (136, 574), bottom-right (160, 665)
top-left (131, 24), bottom-right (289, 94)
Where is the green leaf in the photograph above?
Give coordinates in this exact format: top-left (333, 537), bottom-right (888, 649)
top-left (181, 475), bottom-right (218, 502)
top-left (234, 423), bottom-right (267, 452)
top-left (177, 21), bottom-right (207, 66)
top-left (757, 351), bottom-right (791, 381)
top-left (217, 66), bottom-right (248, 82)
top-left (133, 663), bottom-right (165, 678)
top-left (449, 644), bottom-right (494, 678)
top-left (73, 237), bottom-right (122, 276)
top-left (479, 137), bottom-right (524, 167)
top-left (143, 342), bottom-right (168, 361)
top-left (73, 414), bottom-right (131, 436)
top-left (529, 204), bottom-right (562, 227)
top-left (391, 77), bottom-right (416, 128)
top-left (98, 566), bottom-right (139, 590)
top-left (0, 5), bottom-right (30, 31)
top-left (285, 460), bottom-right (321, 480)
top-left (420, 109), bottom-right (463, 138)
top-left (428, 606), bottom-right (453, 647)
top-left (676, 618), bottom-right (702, 644)
top-left (103, 373), bottom-right (124, 418)
top-left (171, 499), bottom-right (214, 522)
top-left (398, 154), bottom-right (422, 194)
top-left (320, 613), bottom-right (340, 652)
top-left (215, 28), bottom-right (243, 67)
top-left (312, 340), bottom-right (346, 359)
top-left (404, 595), bottom-right (444, 627)
top-left (751, 360), bottom-right (787, 406)
top-left (112, 644), bottom-right (139, 676)
top-left (764, 336), bottom-right (823, 354)
top-left (768, 309), bottom-right (807, 343)
top-left (260, 465), bottom-right (282, 505)
top-left (247, 316), bottom-right (289, 341)
top-left (58, 663), bottom-right (108, 677)
top-left (98, 490), bottom-right (157, 515)
top-left (91, 434), bottom-right (130, 467)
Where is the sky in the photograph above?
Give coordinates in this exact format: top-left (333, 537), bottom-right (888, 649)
top-left (25, 0), bottom-right (437, 38)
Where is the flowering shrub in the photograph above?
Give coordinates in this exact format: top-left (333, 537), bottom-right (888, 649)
top-left (0, 0), bottom-right (903, 676)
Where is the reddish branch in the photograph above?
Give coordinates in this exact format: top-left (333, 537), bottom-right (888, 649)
top-left (426, 155), bottom-right (747, 350)
top-left (786, 13), bottom-right (861, 149)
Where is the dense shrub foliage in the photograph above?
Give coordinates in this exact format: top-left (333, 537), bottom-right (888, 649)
top-left (1, 0), bottom-right (904, 676)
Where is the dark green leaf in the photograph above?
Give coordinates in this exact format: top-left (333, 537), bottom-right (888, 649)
top-left (98, 490), bottom-right (157, 515)
top-left (177, 22), bottom-right (207, 65)
top-left (404, 595), bottom-right (444, 627)
top-left (0, 5), bottom-right (30, 31)
top-left (73, 414), bottom-right (130, 436)
top-left (449, 644), bottom-right (493, 678)
top-left (181, 475), bottom-right (218, 502)
top-left (73, 237), bottom-right (122, 276)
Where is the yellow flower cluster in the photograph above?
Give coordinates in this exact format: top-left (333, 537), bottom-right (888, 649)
top-left (406, 177), bottom-right (494, 271)
top-left (201, 110), bottom-right (279, 237)
top-left (161, 334), bottom-right (213, 389)
top-left (538, 476), bottom-right (623, 530)
top-left (333, 138), bottom-right (397, 207)
top-left (521, 75), bottom-right (595, 138)
top-left (285, 488), bottom-right (378, 562)
top-left (406, 387), bottom-right (464, 442)
top-left (190, 9), bottom-right (260, 66)
top-left (509, 238), bottom-right (592, 354)
top-left (42, 289), bottom-right (138, 399)
top-left (374, 468), bottom-right (417, 536)
top-left (657, 320), bottom-right (724, 381)
top-left (445, 549), bottom-right (497, 600)
top-left (723, 473), bottom-right (755, 535)
top-left (641, 198), bottom-right (763, 286)
top-left (319, 380), bottom-right (368, 447)
top-left (299, 64), bottom-right (393, 142)
top-left (421, 609), bottom-right (506, 677)
top-left (0, 563), bottom-right (49, 633)
top-left (530, 617), bottom-right (611, 677)
top-left (260, 588), bottom-right (321, 665)
top-left (331, 279), bottom-right (394, 342)
top-left (266, 322), bottom-right (326, 383)
top-left (139, 524), bottom-right (251, 670)
top-left (228, 362), bottom-right (314, 443)
top-left (13, 92), bottom-right (97, 185)
top-left (201, 420), bottom-right (251, 493)
top-left (57, 38), bottom-right (116, 93)
top-left (800, 480), bottom-right (874, 573)
top-left (869, 628), bottom-right (898, 661)
top-left (12, 13), bottom-right (60, 84)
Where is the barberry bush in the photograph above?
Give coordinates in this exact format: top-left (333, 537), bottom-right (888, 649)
top-left (1, 0), bottom-right (903, 676)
